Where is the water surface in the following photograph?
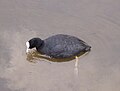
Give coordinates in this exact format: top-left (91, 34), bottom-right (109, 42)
top-left (0, 0), bottom-right (120, 91)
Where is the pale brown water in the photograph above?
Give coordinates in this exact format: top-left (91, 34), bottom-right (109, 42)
top-left (0, 0), bottom-right (120, 91)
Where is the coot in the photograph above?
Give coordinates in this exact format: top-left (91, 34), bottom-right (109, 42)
top-left (26, 34), bottom-right (91, 58)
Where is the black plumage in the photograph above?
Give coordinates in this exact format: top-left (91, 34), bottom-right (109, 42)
top-left (27, 34), bottom-right (91, 58)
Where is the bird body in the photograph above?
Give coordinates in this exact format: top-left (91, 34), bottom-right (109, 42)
top-left (26, 34), bottom-right (91, 58)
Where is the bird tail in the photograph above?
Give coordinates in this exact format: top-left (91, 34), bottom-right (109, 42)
top-left (85, 46), bottom-right (91, 52)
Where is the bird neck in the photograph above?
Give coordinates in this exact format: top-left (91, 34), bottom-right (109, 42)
top-left (36, 40), bottom-right (44, 50)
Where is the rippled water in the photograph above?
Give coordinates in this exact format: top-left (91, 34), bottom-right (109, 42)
top-left (0, 0), bottom-right (120, 91)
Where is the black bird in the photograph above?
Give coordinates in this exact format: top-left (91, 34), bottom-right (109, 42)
top-left (26, 34), bottom-right (91, 58)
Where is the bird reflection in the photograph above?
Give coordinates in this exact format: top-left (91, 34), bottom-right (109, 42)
top-left (26, 49), bottom-right (86, 63)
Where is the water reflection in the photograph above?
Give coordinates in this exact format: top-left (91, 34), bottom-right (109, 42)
top-left (26, 49), bottom-right (86, 63)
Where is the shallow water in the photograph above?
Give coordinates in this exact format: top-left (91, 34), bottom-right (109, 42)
top-left (0, 0), bottom-right (120, 91)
